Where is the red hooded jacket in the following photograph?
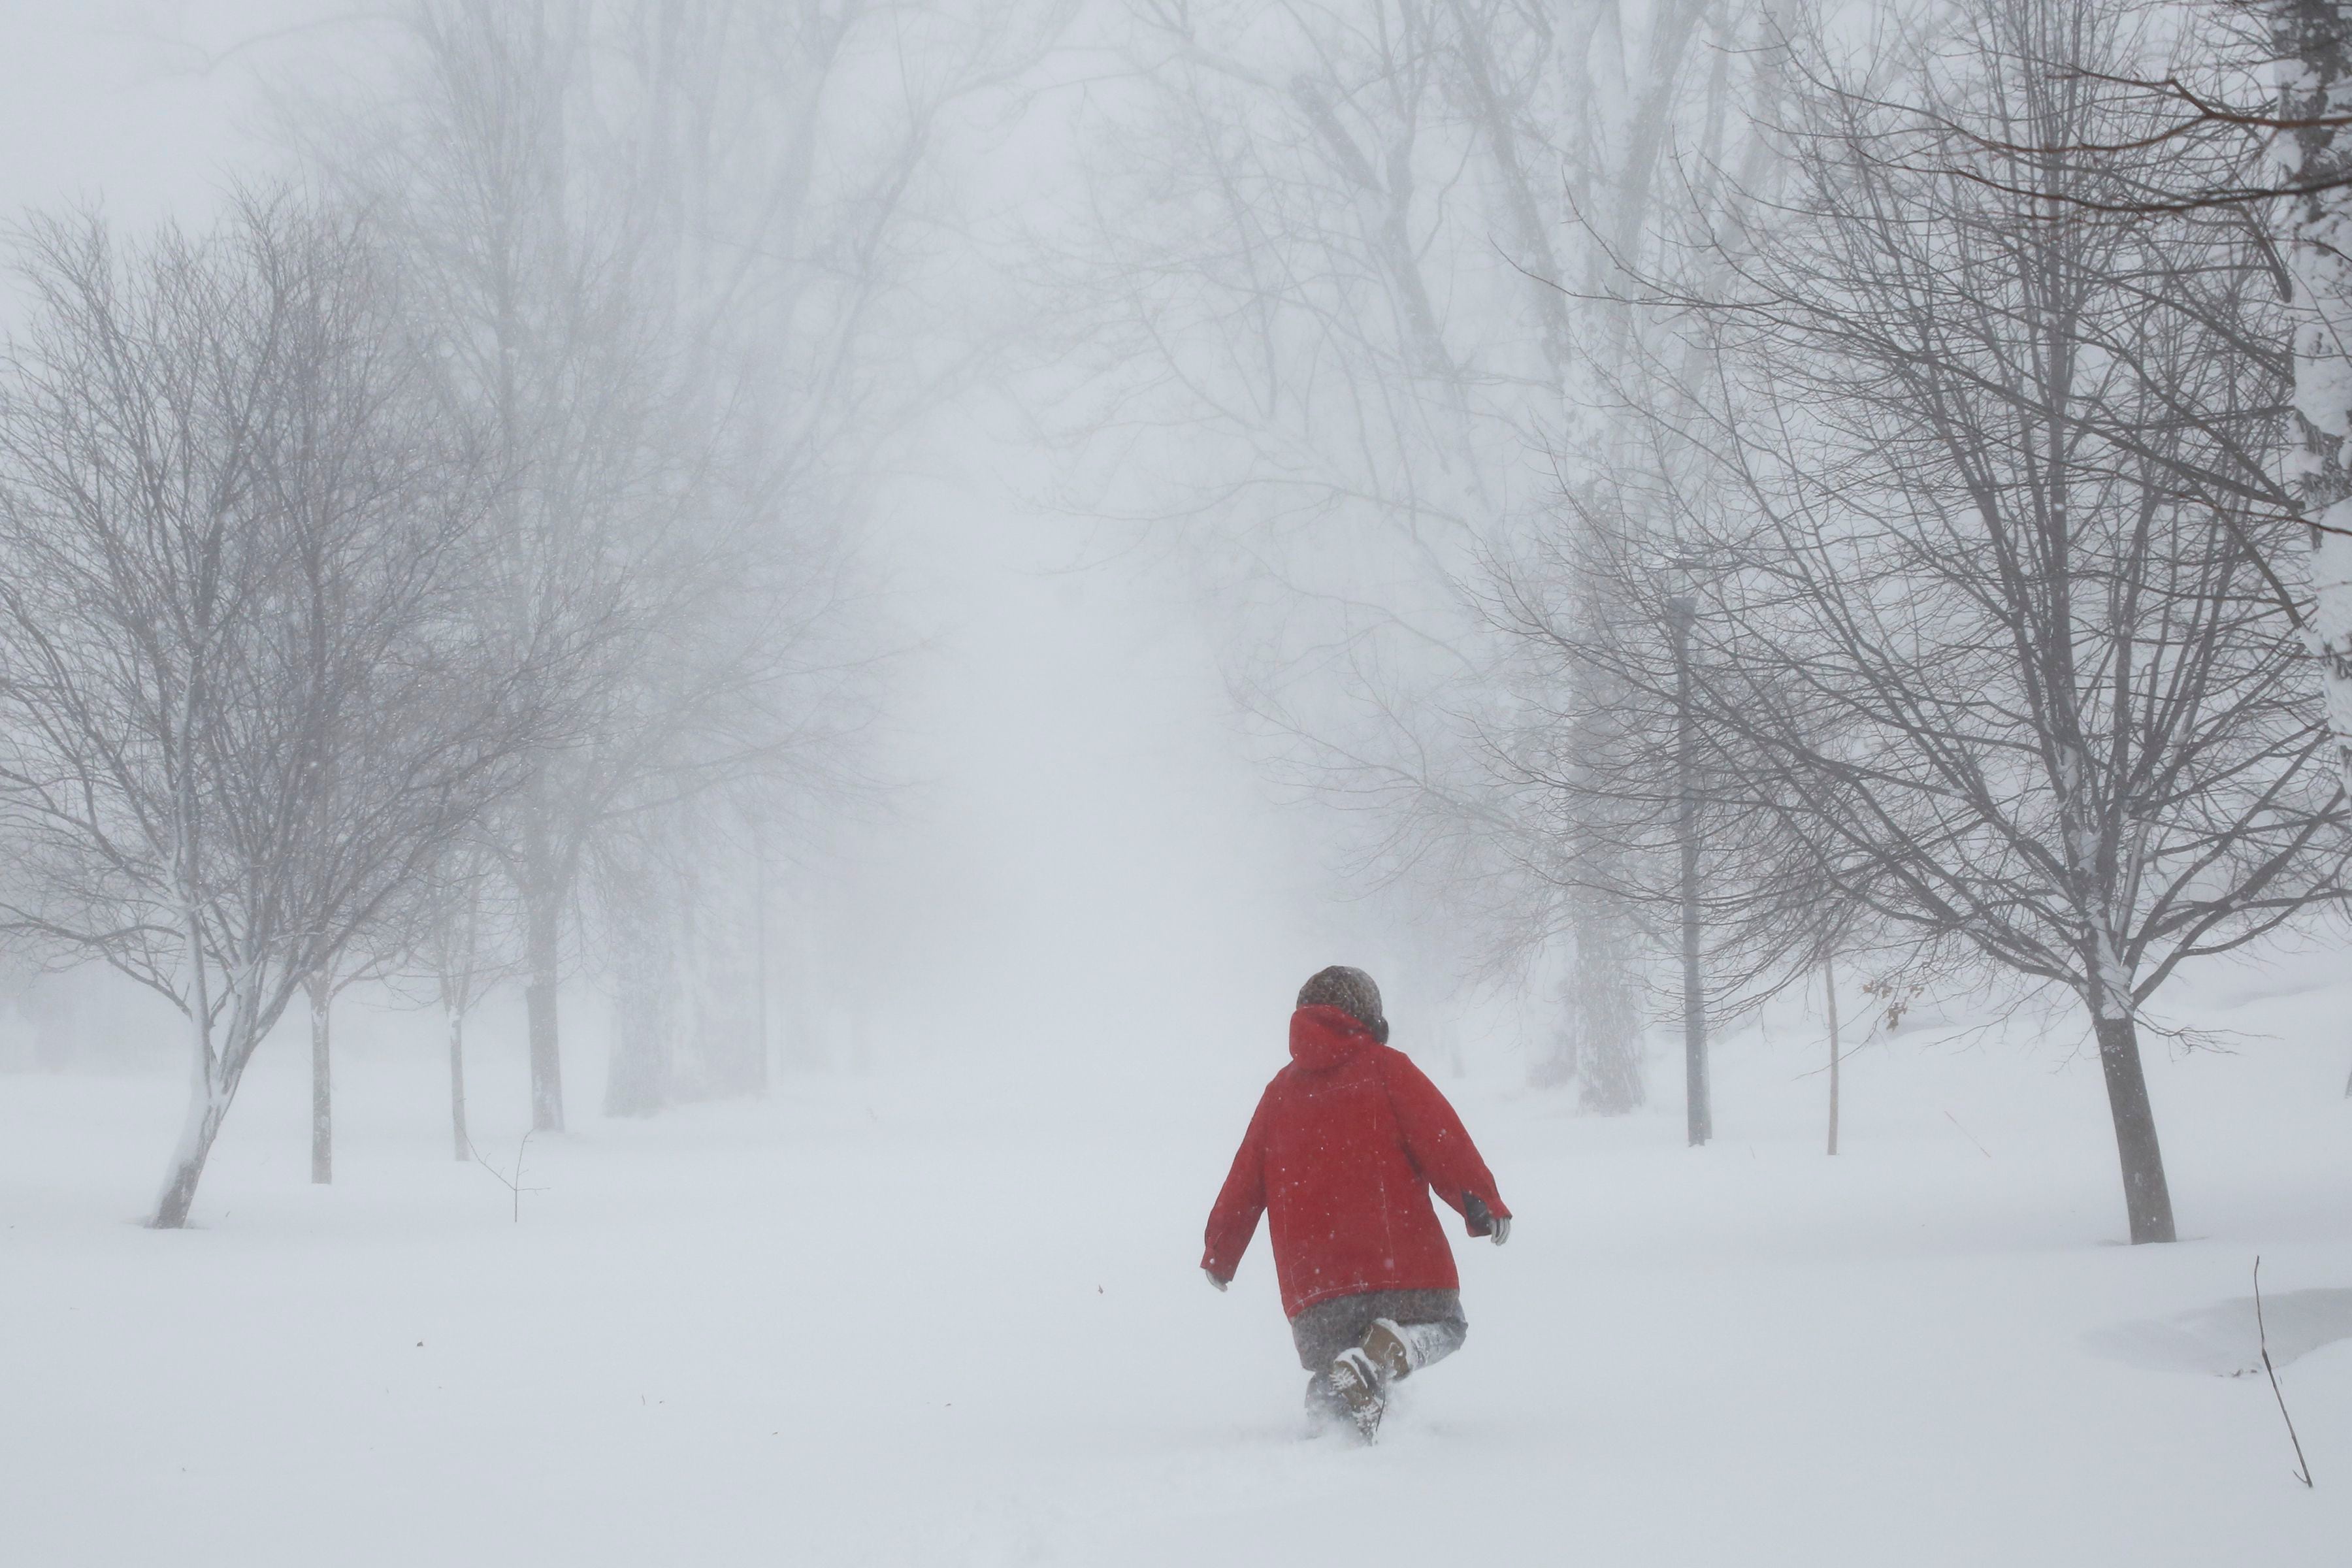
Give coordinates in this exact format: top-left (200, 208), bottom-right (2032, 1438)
top-left (1201, 1005), bottom-right (1511, 1318)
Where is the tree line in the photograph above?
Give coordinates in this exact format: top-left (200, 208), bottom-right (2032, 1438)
top-left (1058, 0), bottom-right (2352, 1245)
top-left (6, 0), bottom-right (2340, 1248)
top-left (0, 0), bottom-right (1060, 1227)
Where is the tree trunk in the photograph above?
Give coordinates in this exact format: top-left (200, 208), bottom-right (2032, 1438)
top-left (1571, 902), bottom-right (1647, 1114)
top-left (604, 921), bottom-right (669, 1118)
top-left (1824, 961), bottom-right (1842, 1157)
top-left (2279, 1), bottom-right (2352, 787)
top-left (154, 990), bottom-right (253, 1228)
top-left (448, 1000), bottom-right (470, 1161)
top-left (1673, 593), bottom-right (1710, 1146)
top-left (522, 834), bottom-right (565, 1132)
top-left (1533, 990), bottom-right (1579, 1090)
top-left (2091, 1009), bottom-right (2175, 1244)
top-left (525, 939), bottom-right (563, 1130)
top-left (155, 883), bottom-right (221, 1228)
top-left (752, 831), bottom-right (770, 1098)
top-left (308, 977), bottom-right (333, 1185)
top-left (2280, 4), bottom-right (2352, 1111)
top-left (154, 1075), bottom-right (229, 1229)
top-left (154, 1095), bottom-right (227, 1229)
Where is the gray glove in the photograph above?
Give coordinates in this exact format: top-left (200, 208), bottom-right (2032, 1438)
top-left (1203, 1267), bottom-right (1229, 1292)
top-left (1490, 1215), bottom-right (1511, 1247)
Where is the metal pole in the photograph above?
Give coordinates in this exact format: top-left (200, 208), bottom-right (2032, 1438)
top-left (1673, 592), bottom-right (1710, 1147)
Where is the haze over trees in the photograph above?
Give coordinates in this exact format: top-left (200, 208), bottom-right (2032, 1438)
top-left (1054, 0), bottom-right (1767, 1114)
top-left (291, 0), bottom-right (992, 1137)
top-left (1488, 0), bottom-right (2352, 1242)
top-left (0, 0), bottom-right (2342, 1254)
top-left (0, 0), bottom-right (1070, 1222)
top-left (1039, 0), bottom-right (2352, 1239)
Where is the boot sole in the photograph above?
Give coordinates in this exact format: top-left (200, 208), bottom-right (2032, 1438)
top-left (1328, 1348), bottom-right (1386, 1443)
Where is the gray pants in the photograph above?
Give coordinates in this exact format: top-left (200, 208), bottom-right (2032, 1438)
top-left (1290, 1288), bottom-right (1467, 1373)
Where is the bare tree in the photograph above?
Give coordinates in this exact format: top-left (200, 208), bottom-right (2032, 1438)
top-left (0, 195), bottom-right (557, 1226)
top-left (406, 838), bottom-right (518, 1160)
top-left (1780, 3), bottom-right (2352, 804)
top-left (1501, 0), bottom-right (2352, 1241)
top-left (1895, 3), bottom-right (2352, 1100)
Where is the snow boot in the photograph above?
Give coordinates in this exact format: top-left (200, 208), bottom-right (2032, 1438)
top-left (1327, 1319), bottom-right (1422, 1443)
top-left (1362, 1318), bottom-right (1418, 1381)
top-left (1328, 1347), bottom-right (1386, 1441)
top-left (1303, 1371), bottom-right (1352, 1437)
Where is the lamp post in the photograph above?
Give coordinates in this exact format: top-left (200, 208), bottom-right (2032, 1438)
top-left (1668, 584), bottom-right (1711, 1147)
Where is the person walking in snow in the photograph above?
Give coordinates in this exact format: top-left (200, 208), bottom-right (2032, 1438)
top-left (1201, 966), bottom-right (1511, 1441)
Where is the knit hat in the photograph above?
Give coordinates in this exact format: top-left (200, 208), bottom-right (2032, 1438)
top-left (1297, 965), bottom-right (1389, 1045)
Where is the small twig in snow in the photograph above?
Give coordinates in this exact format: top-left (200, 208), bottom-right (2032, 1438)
top-left (2255, 1256), bottom-right (2314, 1489)
top-left (466, 1130), bottom-right (546, 1224)
top-left (1942, 1109), bottom-right (1993, 1159)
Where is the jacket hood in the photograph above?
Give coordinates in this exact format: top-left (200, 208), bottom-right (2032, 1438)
top-left (1289, 1004), bottom-right (1375, 1072)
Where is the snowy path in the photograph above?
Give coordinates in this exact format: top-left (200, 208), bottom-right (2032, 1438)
top-left (5, 1011), bottom-right (2352, 1567)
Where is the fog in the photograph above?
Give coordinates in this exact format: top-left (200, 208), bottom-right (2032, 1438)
top-left (4, 3), bottom-right (2352, 1563)
top-left (825, 467), bottom-right (1384, 1075)
top-left (0, 3), bottom-right (1429, 1084)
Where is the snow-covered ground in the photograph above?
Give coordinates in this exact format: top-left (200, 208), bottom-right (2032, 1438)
top-left (5, 958), bottom-right (2351, 1568)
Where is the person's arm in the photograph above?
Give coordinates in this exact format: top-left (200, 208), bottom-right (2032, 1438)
top-left (1200, 1089), bottom-right (1273, 1284)
top-left (1381, 1049), bottom-right (1511, 1235)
